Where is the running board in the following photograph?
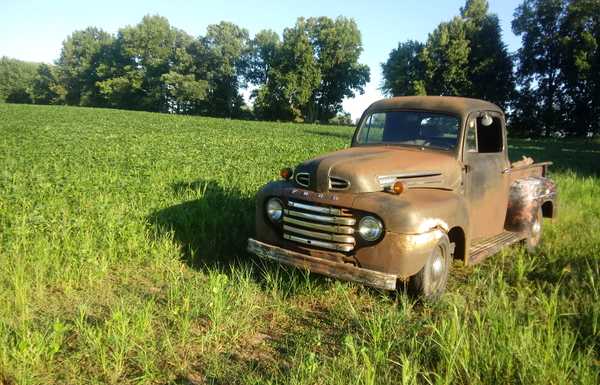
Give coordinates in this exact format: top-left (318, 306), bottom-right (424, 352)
top-left (469, 231), bottom-right (526, 264)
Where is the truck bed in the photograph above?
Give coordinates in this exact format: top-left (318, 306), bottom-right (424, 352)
top-left (509, 161), bottom-right (552, 182)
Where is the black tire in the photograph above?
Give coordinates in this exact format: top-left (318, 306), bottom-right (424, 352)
top-left (409, 234), bottom-right (452, 299)
top-left (525, 207), bottom-right (543, 253)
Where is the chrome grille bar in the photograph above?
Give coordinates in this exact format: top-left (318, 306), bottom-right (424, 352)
top-left (282, 199), bottom-right (357, 252)
top-left (283, 224), bottom-right (355, 243)
top-left (288, 200), bottom-right (343, 215)
top-left (283, 216), bottom-right (354, 235)
top-left (284, 209), bottom-right (356, 225)
top-left (283, 234), bottom-right (354, 252)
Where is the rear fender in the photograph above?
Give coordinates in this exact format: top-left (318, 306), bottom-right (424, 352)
top-left (505, 177), bottom-right (557, 233)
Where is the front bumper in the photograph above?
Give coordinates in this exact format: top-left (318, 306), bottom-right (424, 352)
top-left (247, 238), bottom-right (397, 290)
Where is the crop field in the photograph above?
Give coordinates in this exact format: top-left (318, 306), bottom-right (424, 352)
top-left (0, 103), bottom-right (599, 384)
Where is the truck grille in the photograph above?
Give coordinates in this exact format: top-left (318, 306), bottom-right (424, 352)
top-left (283, 199), bottom-right (356, 252)
top-left (295, 172), bottom-right (310, 188)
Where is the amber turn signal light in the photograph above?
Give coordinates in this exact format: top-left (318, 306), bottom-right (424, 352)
top-left (280, 167), bottom-right (293, 180)
top-left (392, 181), bottom-right (406, 194)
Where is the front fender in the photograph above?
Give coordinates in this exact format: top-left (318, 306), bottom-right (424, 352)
top-left (254, 180), bottom-right (289, 245)
top-left (352, 189), bottom-right (469, 278)
top-left (354, 228), bottom-right (446, 279)
top-left (352, 189), bottom-right (469, 234)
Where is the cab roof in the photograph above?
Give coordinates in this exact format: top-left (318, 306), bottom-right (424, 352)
top-left (365, 96), bottom-right (503, 119)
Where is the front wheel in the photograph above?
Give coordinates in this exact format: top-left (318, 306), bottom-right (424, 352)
top-left (409, 234), bottom-right (452, 299)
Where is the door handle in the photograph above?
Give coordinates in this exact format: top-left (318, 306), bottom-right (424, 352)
top-left (463, 164), bottom-right (471, 173)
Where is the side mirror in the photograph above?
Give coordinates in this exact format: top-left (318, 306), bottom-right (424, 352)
top-left (481, 113), bottom-right (493, 127)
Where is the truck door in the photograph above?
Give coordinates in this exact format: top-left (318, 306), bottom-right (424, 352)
top-left (462, 111), bottom-right (511, 240)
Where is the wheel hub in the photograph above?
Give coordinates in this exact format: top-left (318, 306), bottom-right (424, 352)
top-left (532, 220), bottom-right (541, 236)
top-left (431, 254), bottom-right (445, 279)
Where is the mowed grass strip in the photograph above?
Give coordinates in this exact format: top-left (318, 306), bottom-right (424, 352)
top-left (0, 103), bottom-right (598, 384)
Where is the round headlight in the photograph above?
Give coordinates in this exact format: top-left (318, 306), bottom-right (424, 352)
top-left (266, 198), bottom-right (283, 222)
top-left (358, 216), bottom-right (383, 241)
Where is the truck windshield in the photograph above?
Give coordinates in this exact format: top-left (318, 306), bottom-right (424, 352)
top-left (355, 111), bottom-right (460, 150)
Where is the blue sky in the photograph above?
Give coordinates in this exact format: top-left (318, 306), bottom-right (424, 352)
top-left (0, 0), bottom-right (524, 119)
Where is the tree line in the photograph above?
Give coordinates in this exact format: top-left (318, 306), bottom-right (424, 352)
top-left (2, 0), bottom-right (598, 135)
top-left (382, 0), bottom-right (599, 137)
top-left (0, 15), bottom-right (369, 124)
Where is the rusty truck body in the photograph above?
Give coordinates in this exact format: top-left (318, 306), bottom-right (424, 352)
top-left (247, 96), bottom-right (557, 297)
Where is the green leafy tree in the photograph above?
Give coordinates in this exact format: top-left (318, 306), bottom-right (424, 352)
top-left (381, 41), bottom-right (426, 96)
top-left (96, 15), bottom-right (208, 113)
top-left (461, 0), bottom-right (515, 108)
top-left (57, 27), bottom-right (113, 106)
top-left (511, 0), bottom-right (600, 136)
top-left (328, 112), bottom-right (354, 126)
top-left (509, 86), bottom-right (545, 136)
top-left (196, 21), bottom-right (250, 117)
top-left (96, 69), bottom-right (145, 109)
top-left (250, 17), bottom-right (369, 123)
top-left (246, 29), bottom-right (281, 86)
top-left (249, 19), bottom-right (321, 121)
top-left (253, 80), bottom-right (295, 121)
top-left (112, 15), bottom-right (177, 111)
top-left (559, 0), bottom-right (600, 135)
top-left (512, 0), bottom-right (567, 134)
top-left (382, 0), bottom-right (514, 108)
top-left (0, 57), bottom-right (38, 103)
top-left (304, 17), bottom-right (370, 122)
top-left (31, 64), bottom-right (66, 104)
top-left (277, 18), bottom-right (322, 121)
top-left (420, 16), bottom-right (472, 96)
top-left (246, 30), bottom-right (292, 120)
top-left (162, 28), bottom-right (209, 113)
top-left (161, 71), bottom-right (208, 113)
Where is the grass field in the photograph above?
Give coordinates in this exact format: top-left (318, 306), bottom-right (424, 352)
top-left (0, 103), bottom-right (598, 384)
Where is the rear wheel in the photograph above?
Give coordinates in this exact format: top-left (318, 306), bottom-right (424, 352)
top-left (525, 207), bottom-right (543, 253)
top-left (409, 234), bottom-right (451, 299)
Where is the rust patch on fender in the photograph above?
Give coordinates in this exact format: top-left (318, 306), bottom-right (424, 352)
top-left (505, 176), bottom-right (557, 232)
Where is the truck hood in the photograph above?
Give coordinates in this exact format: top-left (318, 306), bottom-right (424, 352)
top-left (294, 146), bottom-right (462, 193)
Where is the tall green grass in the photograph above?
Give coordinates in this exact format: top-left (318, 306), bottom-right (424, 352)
top-left (0, 104), bottom-right (598, 384)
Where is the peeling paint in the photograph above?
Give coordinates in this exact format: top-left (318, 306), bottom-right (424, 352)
top-left (505, 177), bottom-right (557, 232)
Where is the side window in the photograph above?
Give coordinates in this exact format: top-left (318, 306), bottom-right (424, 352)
top-left (466, 119), bottom-right (477, 152)
top-left (476, 114), bottom-right (503, 153)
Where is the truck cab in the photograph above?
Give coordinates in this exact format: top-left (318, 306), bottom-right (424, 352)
top-left (247, 96), bottom-right (557, 298)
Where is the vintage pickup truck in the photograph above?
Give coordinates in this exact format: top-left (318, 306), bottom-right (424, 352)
top-left (247, 96), bottom-right (557, 297)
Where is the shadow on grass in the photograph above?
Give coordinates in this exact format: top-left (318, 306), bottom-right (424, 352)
top-left (508, 138), bottom-right (600, 177)
top-left (148, 180), bottom-right (254, 269)
top-left (147, 179), bottom-right (339, 296)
